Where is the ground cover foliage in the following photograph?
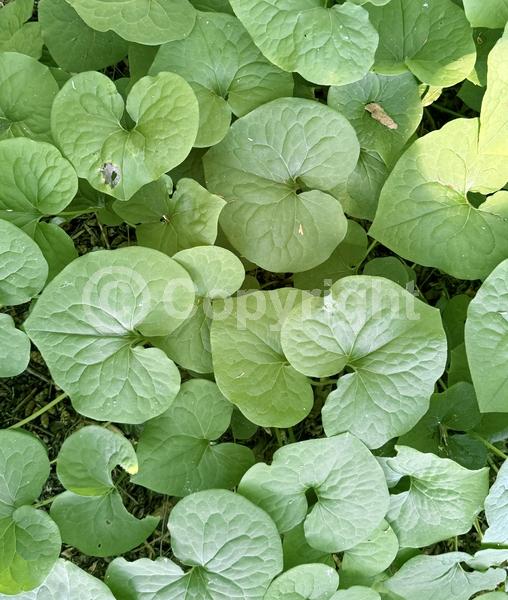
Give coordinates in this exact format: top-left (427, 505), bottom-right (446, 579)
top-left (3, 0), bottom-right (508, 598)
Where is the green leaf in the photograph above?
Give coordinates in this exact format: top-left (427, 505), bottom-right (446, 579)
top-left (264, 564), bottom-right (339, 600)
top-left (0, 314), bottom-right (30, 377)
top-left (478, 26), bottom-right (508, 157)
top-left (468, 29), bottom-right (503, 87)
top-left (0, 559), bottom-right (117, 599)
top-left (384, 552), bottom-right (506, 600)
top-left (64, 0), bottom-right (196, 45)
top-left (51, 71), bottom-right (199, 201)
top-left (153, 246), bottom-right (245, 373)
top-left (399, 382), bottom-right (481, 441)
top-left (0, 0), bottom-right (43, 58)
top-left (150, 11), bottom-right (293, 147)
top-left (228, 0), bottom-right (378, 86)
top-left (191, 0), bottom-right (233, 12)
top-left (211, 288), bottom-right (314, 427)
top-left (385, 446), bottom-right (489, 547)
top-left (341, 521), bottom-right (399, 584)
top-left (362, 257), bottom-right (415, 288)
top-left (331, 590), bottom-right (380, 600)
top-left (440, 294), bottom-right (472, 350)
top-left (464, 0), bottom-right (508, 28)
top-left (24, 247), bottom-right (195, 424)
top-left (105, 490), bottom-right (283, 599)
top-left (238, 434), bottom-right (389, 553)
top-left (51, 426), bottom-right (159, 557)
top-left (0, 52), bottom-right (58, 142)
top-left (113, 177), bottom-right (225, 257)
top-left (0, 218), bottom-right (47, 306)
top-left (39, 0), bottom-right (128, 72)
top-left (465, 258), bottom-right (508, 412)
top-left (283, 524), bottom-right (334, 571)
top-left (204, 98), bottom-right (356, 272)
top-left (366, 0), bottom-right (476, 87)
top-left (484, 459), bottom-right (508, 544)
top-left (293, 221), bottom-right (368, 291)
top-left (0, 137), bottom-right (78, 278)
top-left (281, 276), bottom-right (447, 448)
top-left (133, 379), bottom-right (255, 496)
top-left (0, 430), bottom-right (60, 594)
top-left (369, 118), bottom-right (508, 280)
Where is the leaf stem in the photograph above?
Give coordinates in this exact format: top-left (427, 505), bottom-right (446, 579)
top-left (34, 496), bottom-right (57, 509)
top-left (8, 392), bottom-right (68, 430)
top-left (431, 104), bottom-right (465, 119)
top-left (273, 428), bottom-right (284, 447)
top-left (472, 433), bottom-right (508, 461)
top-left (355, 240), bottom-right (378, 273)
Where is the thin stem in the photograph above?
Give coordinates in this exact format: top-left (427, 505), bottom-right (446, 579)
top-left (355, 240), bottom-right (378, 273)
top-left (310, 378), bottom-right (336, 388)
top-left (273, 428), bottom-right (284, 447)
top-left (8, 392), bottom-right (68, 430)
top-left (473, 517), bottom-right (483, 541)
top-left (34, 496), bottom-right (56, 508)
top-left (431, 104), bottom-right (464, 118)
top-left (472, 433), bottom-right (508, 461)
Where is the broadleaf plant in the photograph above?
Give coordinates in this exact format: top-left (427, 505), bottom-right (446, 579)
top-left (5, 1), bottom-right (508, 598)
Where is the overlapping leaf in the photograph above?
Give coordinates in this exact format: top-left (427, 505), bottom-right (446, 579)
top-left (150, 11), bottom-right (293, 147)
top-left (204, 98), bottom-right (356, 272)
top-left (24, 247), bottom-right (195, 423)
top-left (51, 71), bottom-right (199, 201)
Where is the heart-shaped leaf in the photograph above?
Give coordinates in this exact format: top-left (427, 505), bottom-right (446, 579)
top-left (24, 247), bottom-right (195, 423)
top-left (264, 564), bottom-right (339, 600)
top-left (385, 446), bottom-right (489, 548)
top-left (0, 314), bottom-right (30, 377)
top-left (105, 490), bottom-right (283, 599)
top-left (281, 276), bottom-right (447, 448)
top-left (204, 98), bottom-right (356, 272)
top-left (366, 0), bottom-right (476, 87)
top-left (384, 552), bottom-right (506, 600)
top-left (211, 288), bottom-right (314, 427)
top-left (51, 426), bottom-right (159, 557)
top-left (484, 458), bottom-right (508, 544)
top-left (229, 0), bottom-right (378, 86)
top-left (153, 245), bottom-right (245, 373)
top-left (64, 0), bottom-right (196, 45)
top-left (327, 72), bottom-right (423, 220)
top-left (463, 0), bottom-right (508, 28)
top-left (0, 0), bottom-right (43, 58)
top-left (0, 559), bottom-right (117, 599)
top-left (150, 11), bottom-right (293, 147)
top-left (0, 430), bottom-right (60, 594)
top-left (51, 71), bottom-right (199, 201)
top-left (38, 0), bottom-right (128, 72)
top-left (238, 435), bottom-right (389, 553)
top-left (0, 52), bottom-right (58, 142)
top-left (465, 259), bottom-right (508, 412)
top-left (134, 379), bottom-right (255, 496)
top-left (113, 177), bottom-right (225, 258)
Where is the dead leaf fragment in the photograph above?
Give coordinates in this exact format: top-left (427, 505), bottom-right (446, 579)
top-left (365, 103), bottom-right (398, 130)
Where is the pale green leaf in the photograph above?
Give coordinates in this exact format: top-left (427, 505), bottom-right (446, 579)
top-left (0, 314), bottom-right (30, 377)
top-left (0, 0), bottom-right (43, 58)
top-left (0, 52), bottom-right (58, 142)
top-left (51, 71), bottom-right (199, 201)
top-left (150, 12), bottom-right (293, 147)
top-left (105, 490), bottom-right (283, 599)
top-left (384, 552), bottom-right (506, 600)
top-left (0, 559), bottom-right (116, 599)
top-left (24, 247), bottom-right (195, 424)
top-left (0, 430), bottom-right (60, 595)
top-left (283, 524), bottom-right (334, 571)
top-left (229, 0), bottom-right (378, 86)
top-left (385, 446), bottom-right (489, 547)
top-left (484, 459), bottom-right (508, 544)
top-left (51, 426), bottom-right (158, 557)
top-left (39, 0), bottom-right (128, 72)
top-left (281, 276), bottom-right (447, 448)
top-left (238, 435), bottom-right (389, 553)
top-left (153, 246), bottom-right (244, 373)
top-left (465, 258), bottom-right (508, 412)
top-left (369, 118), bottom-right (508, 280)
top-left (211, 289), bottom-right (314, 427)
top-left (366, 0), bottom-right (476, 86)
top-left (264, 564), bottom-right (339, 600)
top-left (134, 379), bottom-right (254, 496)
top-left (64, 0), bottom-right (196, 45)
top-left (464, 0), bottom-right (508, 28)
top-left (331, 590), bottom-right (380, 600)
top-left (204, 98), bottom-right (356, 272)
top-left (0, 219), bottom-right (47, 306)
